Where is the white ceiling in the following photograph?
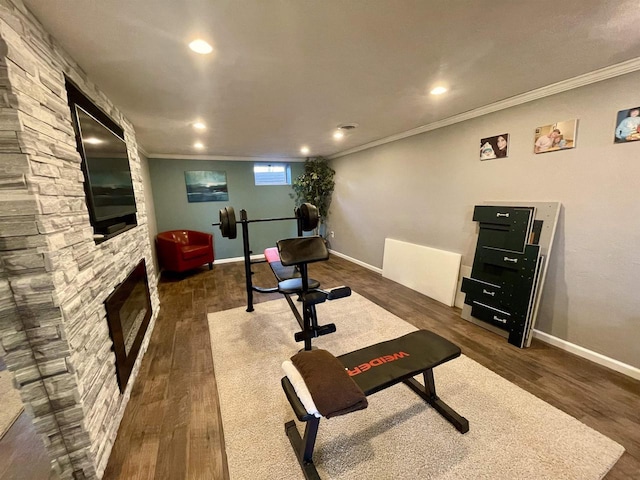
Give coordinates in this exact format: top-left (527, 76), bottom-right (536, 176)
top-left (21, 0), bottom-right (640, 159)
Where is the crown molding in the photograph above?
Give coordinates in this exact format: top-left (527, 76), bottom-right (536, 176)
top-left (137, 144), bottom-right (150, 158)
top-left (147, 153), bottom-right (305, 162)
top-left (330, 57), bottom-right (640, 159)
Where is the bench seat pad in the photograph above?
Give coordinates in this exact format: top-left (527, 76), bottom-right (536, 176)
top-left (265, 247), bottom-right (321, 292)
top-left (264, 247), bottom-right (298, 281)
top-left (338, 330), bottom-right (461, 396)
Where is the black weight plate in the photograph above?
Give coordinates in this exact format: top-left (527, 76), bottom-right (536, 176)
top-left (299, 203), bottom-right (319, 231)
top-left (226, 207), bottom-right (237, 239)
top-left (219, 208), bottom-right (229, 237)
top-left (219, 206), bottom-right (237, 239)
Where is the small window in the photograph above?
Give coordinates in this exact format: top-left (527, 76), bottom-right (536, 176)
top-left (253, 163), bottom-right (291, 186)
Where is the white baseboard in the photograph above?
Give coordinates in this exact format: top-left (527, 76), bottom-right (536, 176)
top-left (214, 254), bottom-right (264, 264)
top-left (216, 250), bottom-right (376, 270)
top-left (533, 329), bottom-right (640, 381)
top-left (328, 249), bottom-right (382, 274)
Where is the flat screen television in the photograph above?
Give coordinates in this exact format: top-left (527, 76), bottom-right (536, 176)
top-left (75, 106), bottom-right (136, 222)
top-left (67, 79), bottom-right (137, 241)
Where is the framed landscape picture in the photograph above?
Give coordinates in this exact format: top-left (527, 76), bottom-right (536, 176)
top-left (614, 106), bottom-right (640, 143)
top-left (480, 133), bottom-right (509, 160)
top-left (533, 119), bottom-right (578, 154)
top-left (184, 170), bottom-right (229, 202)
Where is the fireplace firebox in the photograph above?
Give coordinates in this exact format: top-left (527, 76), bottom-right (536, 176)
top-left (105, 259), bottom-right (152, 392)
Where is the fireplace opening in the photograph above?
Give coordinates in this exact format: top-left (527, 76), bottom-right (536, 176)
top-left (105, 259), bottom-right (152, 392)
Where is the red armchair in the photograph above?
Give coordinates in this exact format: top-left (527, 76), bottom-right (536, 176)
top-left (156, 230), bottom-right (214, 273)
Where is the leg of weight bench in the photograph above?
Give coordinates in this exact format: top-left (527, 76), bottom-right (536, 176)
top-left (302, 302), bottom-right (317, 351)
top-left (285, 418), bottom-right (321, 480)
top-left (284, 293), bottom-right (314, 350)
top-left (284, 293), bottom-right (304, 328)
top-left (241, 218), bottom-right (255, 312)
top-left (403, 369), bottom-right (469, 434)
top-left (305, 303), bottom-right (319, 331)
top-left (285, 290), bottom-right (336, 350)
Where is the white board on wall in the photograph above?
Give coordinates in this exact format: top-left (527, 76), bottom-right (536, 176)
top-left (382, 238), bottom-right (462, 307)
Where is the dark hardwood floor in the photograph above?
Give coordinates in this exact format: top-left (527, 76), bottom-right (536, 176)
top-left (0, 351), bottom-right (53, 480)
top-left (0, 412), bottom-right (54, 480)
top-left (3, 257), bottom-right (639, 479)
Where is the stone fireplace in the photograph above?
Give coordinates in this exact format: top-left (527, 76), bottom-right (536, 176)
top-left (0, 2), bottom-right (160, 479)
top-left (105, 259), bottom-right (152, 392)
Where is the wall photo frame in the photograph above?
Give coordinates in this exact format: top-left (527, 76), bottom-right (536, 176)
top-left (184, 170), bottom-right (229, 202)
top-left (533, 120), bottom-right (578, 154)
top-left (614, 106), bottom-right (640, 143)
top-left (480, 133), bottom-right (509, 160)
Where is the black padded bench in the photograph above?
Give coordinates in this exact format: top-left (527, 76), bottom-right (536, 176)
top-left (282, 330), bottom-right (469, 479)
top-left (263, 237), bottom-right (351, 350)
top-left (264, 246), bottom-right (321, 292)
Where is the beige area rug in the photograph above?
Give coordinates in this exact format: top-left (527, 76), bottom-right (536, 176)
top-left (0, 369), bottom-right (24, 440)
top-left (208, 292), bottom-right (624, 479)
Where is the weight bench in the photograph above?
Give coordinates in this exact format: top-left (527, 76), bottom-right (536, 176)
top-left (282, 330), bottom-right (469, 479)
top-left (264, 236), bottom-right (351, 350)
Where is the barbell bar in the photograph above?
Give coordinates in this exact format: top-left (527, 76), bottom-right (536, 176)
top-left (212, 203), bottom-right (319, 239)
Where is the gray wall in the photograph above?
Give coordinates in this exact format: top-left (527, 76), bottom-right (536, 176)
top-left (139, 150), bottom-right (160, 276)
top-left (327, 71), bottom-right (640, 369)
top-left (149, 159), bottom-right (304, 259)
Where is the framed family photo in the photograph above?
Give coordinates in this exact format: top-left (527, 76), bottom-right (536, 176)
top-left (533, 120), bottom-right (578, 154)
top-left (614, 106), bottom-right (640, 143)
top-left (480, 133), bottom-right (509, 160)
top-left (184, 170), bottom-right (229, 203)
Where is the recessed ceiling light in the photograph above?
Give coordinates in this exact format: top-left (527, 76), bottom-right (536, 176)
top-left (333, 131), bottom-right (344, 140)
top-left (193, 121), bottom-right (206, 130)
top-left (84, 137), bottom-right (103, 145)
top-left (300, 146), bottom-right (310, 155)
top-left (430, 86), bottom-right (447, 95)
top-left (194, 142), bottom-right (204, 149)
top-left (189, 39), bottom-right (213, 54)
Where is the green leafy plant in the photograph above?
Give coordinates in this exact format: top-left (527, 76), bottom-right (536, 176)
top-left (292, 157), bottom-right (335, 228)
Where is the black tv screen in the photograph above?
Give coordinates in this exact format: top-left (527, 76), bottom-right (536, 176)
top-left (76, 106), bottom-right (137, 222)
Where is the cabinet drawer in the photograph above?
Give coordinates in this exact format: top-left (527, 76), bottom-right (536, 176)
top-left (471, 301), bottom-right (511, 331)
top-left (461, 277), bottom-right (503, 305)
top-left (473, 206), bottom-right (533, 227)
top-left (477, 244), bottom-right (540, 271)
top-left (471, 244), bottom-right (540, 288)
top-left (473, 206), bottom-right (534, 252)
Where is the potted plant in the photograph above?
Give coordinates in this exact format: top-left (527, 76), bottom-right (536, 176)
top-left (292, 157), bottom-right (335, 236)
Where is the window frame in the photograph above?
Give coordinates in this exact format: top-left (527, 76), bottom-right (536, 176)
top-left (253, 162), bottom-right (292, 186)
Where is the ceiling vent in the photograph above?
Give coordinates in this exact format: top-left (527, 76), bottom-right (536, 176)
top-left (337, 123), bottom-right (359, 131)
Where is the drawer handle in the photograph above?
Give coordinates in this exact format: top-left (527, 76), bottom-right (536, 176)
top-left (493, 315), bottom-right (507, 324)
top-left (496, 212), bottom-right (510, 218)
top-left (482, 289), bottom-right (496, 296)
top-left (503, 257), bottom-right (518, 263)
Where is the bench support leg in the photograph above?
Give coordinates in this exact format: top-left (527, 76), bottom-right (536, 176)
top-left (303, 303), bottom-right (319, 350)
top-left (403, 369), bottom-right (469, 434)
top-left (241, 215), bottom-right (255, 312)
top-left (284, 293), bottom-right (304, 329)
top-left (284, 292), bottom-right (336, 351)
top-left (284, 418), bottom-right (321, 480)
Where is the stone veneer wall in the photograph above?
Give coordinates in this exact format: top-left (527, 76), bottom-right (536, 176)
top-left (0, 1), bottom-right (160, 478)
